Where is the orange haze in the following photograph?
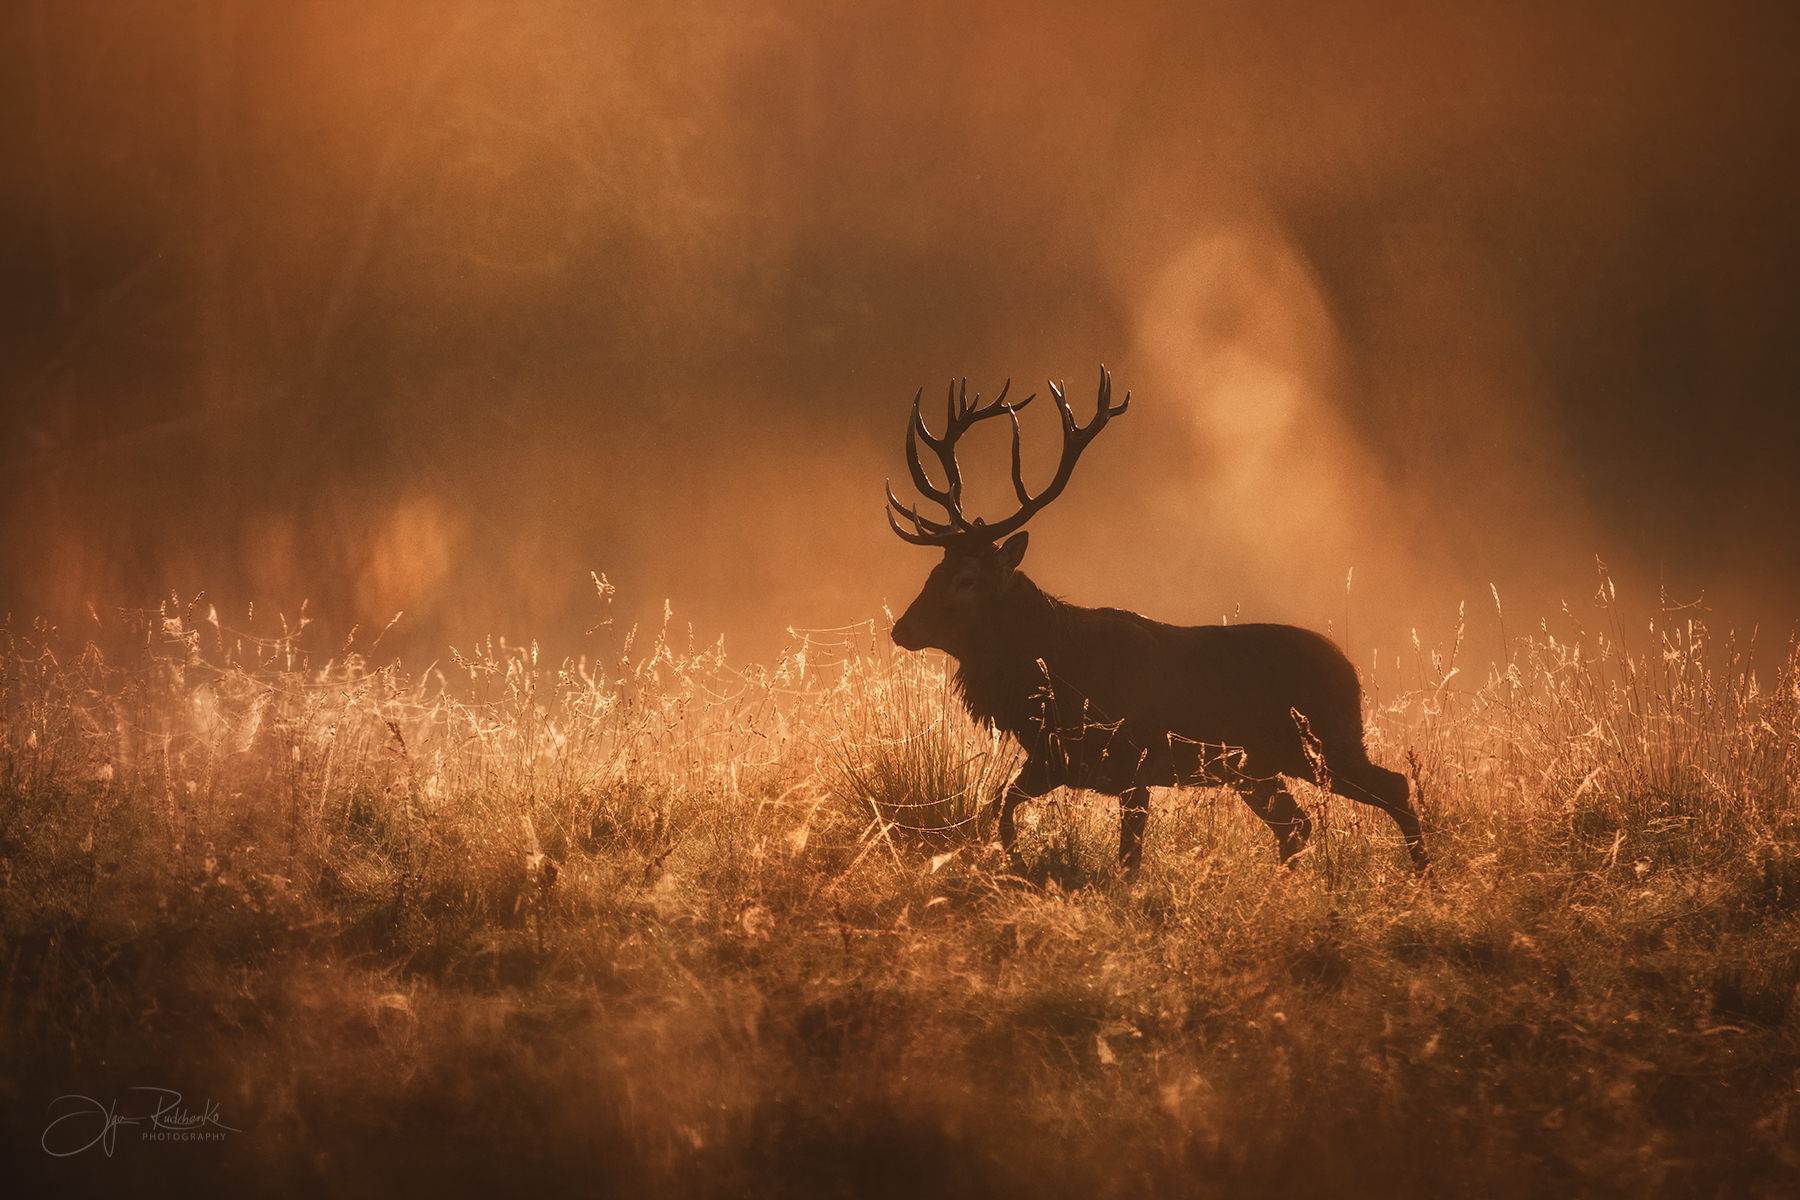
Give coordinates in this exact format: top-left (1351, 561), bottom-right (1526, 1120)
top-left (4, 0), bottom-right (1798, 678)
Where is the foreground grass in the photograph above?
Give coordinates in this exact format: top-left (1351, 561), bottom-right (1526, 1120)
top-left (3, 590), bottom-right (1799, 1198)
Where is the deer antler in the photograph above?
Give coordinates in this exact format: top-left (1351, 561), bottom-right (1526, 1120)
top-left (885, 378), bottom-right (1033, 544)
top-left (886, 367), bottom-right (1128, 547)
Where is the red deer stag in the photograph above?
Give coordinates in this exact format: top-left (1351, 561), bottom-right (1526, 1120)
top-left (885, 368), bottom-right (1427, 876)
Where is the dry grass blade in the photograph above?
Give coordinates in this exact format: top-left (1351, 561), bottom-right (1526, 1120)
top-left (2, 588), bottom-right (1798, 1198)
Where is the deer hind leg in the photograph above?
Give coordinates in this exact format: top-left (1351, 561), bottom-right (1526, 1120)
top-left (1118, 786), bottom-right (1150, 877)
top-left (1329, 760), bottom-right (1429, 872)
top-left (994, 781), bottom-right (1033, 868)
top-left (1237, 777), bottom-right (1311, 865)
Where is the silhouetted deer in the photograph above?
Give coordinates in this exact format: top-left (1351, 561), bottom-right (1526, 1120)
top-left (886, 368), bottom-right (1427, 875)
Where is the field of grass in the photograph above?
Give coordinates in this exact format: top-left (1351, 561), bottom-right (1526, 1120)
top-left (4, 580), bottom-right (1799, 1198)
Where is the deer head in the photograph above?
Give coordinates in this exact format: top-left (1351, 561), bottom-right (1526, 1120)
top-left (888, 368), bottom-right (1128, 654)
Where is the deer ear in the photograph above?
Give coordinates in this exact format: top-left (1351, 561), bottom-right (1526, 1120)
top-left (996, 532), bottom-right (1029, 570)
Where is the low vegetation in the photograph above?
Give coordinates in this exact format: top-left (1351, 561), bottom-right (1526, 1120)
top-left (3, 580), bottom-right (1798, 1198)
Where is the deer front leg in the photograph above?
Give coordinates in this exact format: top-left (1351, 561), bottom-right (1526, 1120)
top-left (995, 782), bottom-right (1030, 868)
top-left (1239, 777), bottom-right (1311, 865)
top-left (993, 759), bottom-right (1053, 872)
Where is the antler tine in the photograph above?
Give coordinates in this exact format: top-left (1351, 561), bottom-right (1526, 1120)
top-left (906, 392), bottom-right (949, 493)
top-left (885, 479), bottom-right (958, 537)
top-left (1048, 378), bottom-right (1072, 430)
top-left (906, 390), bottom-right (972, 530)
top-left (957, 377), bottom-right (1030, 421)
top-left (1008, 406), bottom-right (1031, 505)
top-left (886, 489), bottom-right (955, 545)
top-left (1001, 385), bottom-right (1043, 507)
top-left (1096, 362), bottom-right (1130, 419)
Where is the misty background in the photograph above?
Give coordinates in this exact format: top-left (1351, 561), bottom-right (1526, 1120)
top-left (4, 0), bottom-right (1797, 684)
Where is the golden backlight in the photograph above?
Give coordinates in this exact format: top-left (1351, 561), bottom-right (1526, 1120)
top-left (2, 0), bottom-right (1794, 672)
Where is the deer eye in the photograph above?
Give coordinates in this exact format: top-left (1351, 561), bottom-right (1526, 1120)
top-left (953, 576), bottom-right (976, 592)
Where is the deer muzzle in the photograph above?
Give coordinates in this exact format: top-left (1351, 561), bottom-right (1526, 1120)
top-left (891, 614), bottom-right (927, 651)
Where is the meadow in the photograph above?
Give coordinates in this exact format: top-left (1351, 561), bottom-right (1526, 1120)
top-left (3, 577), bottom-right (1798, 1198)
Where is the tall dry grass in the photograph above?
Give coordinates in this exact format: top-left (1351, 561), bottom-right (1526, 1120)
top-left (3, 579), bottom-right (1798, 1198)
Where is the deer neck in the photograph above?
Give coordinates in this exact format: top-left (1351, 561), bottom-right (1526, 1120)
top-left (952, 572), bottom-right (1063, 735)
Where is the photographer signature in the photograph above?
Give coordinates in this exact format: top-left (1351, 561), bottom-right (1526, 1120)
top-left (42, 1088), bottom-right (241, 1157)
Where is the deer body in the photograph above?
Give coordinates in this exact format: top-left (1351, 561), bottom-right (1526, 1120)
top-left (885, 370), bottom-right (1427, 875)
